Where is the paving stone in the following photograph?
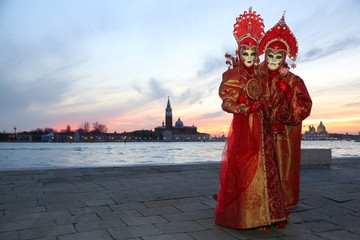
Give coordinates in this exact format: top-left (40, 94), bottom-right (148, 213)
top-left (188, 229), bottom-right (238, 240)
top-left (288, 215), bottom-right (303, 223)
top-left (175, 196), bottom-right (210, 204)
top-left (1, 194), bottom-right (38, 204)
top-left (331, 183), bottom-right (359, 192)
top-left (110, 202), bottom-right (147, 211)
top-left (292, 202), bottom-right (313, 212)
top-left (0, 160), bottom-right (360, 240)
top-left (339, 199), bottom-right (360, 212)
top-left (97, 209), bottom-right (142, 220)
top-left (18, 224), bottom-right (75, 239)
top-left (279, 234), bottom-right (325, 240)
top-left (58, 229), bottom-right (113, 240)
top-left (138, 206), bottom-right (182, 216)
top-left (69, 205), bottom-right (111, 215)
top-left (0, 231), bottom-right (21, 240)
top-left (347, 225), bottom-right (360, 235)
top-left (38, 194), bottom-right (77, 203)
top-left (155, 221), bottom-right (206, 234)
top-left (75, 191), bottom-right (113, 201)
top-left (0, 200), bottom-right (38, 209)
top-left (30, 210), bottom-right (71, 219)
top-left (0, 218), bottom-right (56, 232)
top-left (201, 198), bottom-right (217, 208)
top-left (162, 209), bottom-right (214, 222)
top-left (55, 213), bottom-right (100, 224)
top-left (0, 212), bottom-right (31, 223)
top-left (196, 187), bottom-right (218, 196)
top-left (316, 230), bottom-right (359, 240)
top-left (142, 233), bottom-right (194, 240)
top-left (111, 192), bottom-right (150, 204)
top-left (121, 215), bottom-right (168, 226)
top-left (107, 224), bottom-right (161, 238)
top-left (46, 201), bottom-right (86, 211)
top-left (301, 220), bottom-right (342, 233)
top-left (292, 209), bottom-right (329, 222)
top-left (315, 204), bottom-right (354, 217)
top-left (35, 238), bottom-right (57, 240)
top-left (273, 222), bottom-right (312, 236)
top-left (195, 218), bottom-right (222, 230)
top-left (300, 196), bottom-right (336, 208)
top-left (174, 202), bottom-right (212, 212)
top-left (4, 206), bottom-right (47, 215)
top-left (143, 200), bottom-right (180, 208)
top-left (325, 214), bottom-right (360, 227)
top-left (321, 193), bottom-right (354, 203)
top-left (222, 227), bottom-right (282, 239)
top-left (85, 198), bottom-right (116, 207)
top-left (118, 238), bottom-right (141, 240)
top-left (75, 219), bottom-right (126, 232)
top-left (0, 194), bottom-right (17, 203)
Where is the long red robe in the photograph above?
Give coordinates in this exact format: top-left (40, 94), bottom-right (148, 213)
top-left (258, 62), bottom-right (312, 211)
top-left (215, 66), bottom-right (287, 229)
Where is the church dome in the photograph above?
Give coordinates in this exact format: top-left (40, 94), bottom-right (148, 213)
top-left (317, 121), bottom-right (327, 134)
top-left (175, 118), bottom-right (184, 127)
top-left (309, 125), bottom-right (316, 133)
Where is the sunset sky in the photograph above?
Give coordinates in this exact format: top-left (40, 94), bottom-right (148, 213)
top-left (1, 0), bottom-right (360, 136)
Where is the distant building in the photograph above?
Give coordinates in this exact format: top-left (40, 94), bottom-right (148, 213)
top-left (41, 133), bottom-right (54, 142)
top-left (2, 97), bottom-right (211, 142)
top-left (155, 97), bottom-right (210, 141)
top-left (302, 121), bottom-right (333, 140)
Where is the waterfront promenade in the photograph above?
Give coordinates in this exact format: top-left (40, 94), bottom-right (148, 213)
top-left (0, 158), bottom-right (359, 240)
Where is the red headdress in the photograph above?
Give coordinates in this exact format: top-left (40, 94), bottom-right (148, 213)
top-left (259, 11), bottom-right (298, 67)
top-left (233, 7), bottom-right (265, 50)
top-left (225, 7), bottom-right (265, 68)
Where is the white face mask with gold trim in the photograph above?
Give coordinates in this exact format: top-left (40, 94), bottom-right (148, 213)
top-left (240, 49), bottom-right (256, 68)
top-left (266, 50), bottom-right (284, 71)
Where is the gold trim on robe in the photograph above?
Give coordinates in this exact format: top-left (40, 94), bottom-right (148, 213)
top-left (258, 62), bottom-right (312, 212)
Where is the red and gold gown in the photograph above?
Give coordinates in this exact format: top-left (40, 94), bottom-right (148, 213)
top-left (258, 62), bottom-right (312, 212)
top-left (215, 65), bottom-right (287, 229)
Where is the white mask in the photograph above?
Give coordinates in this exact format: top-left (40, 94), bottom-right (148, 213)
top-left (240, 49), bottom-right (256, 67)
top-left (266, 51), bottom-right (284, 71)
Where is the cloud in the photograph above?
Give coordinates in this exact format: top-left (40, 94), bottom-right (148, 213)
top-left (0, 22), bottom-right (91, 115)
top-left (197, 55), bottom-right (225, 78)
top-left (176, 88), bottom-right (207, 105)
top-left (299, 37), bottom-right (360, 63)
top-left (0, 81), bottom-right (27, 113)
top-left (131, 78), bottom-right (172, 102)
top-left (148, 78), bottom-right (169, 100)
top-left (131, 83), bottom-right (142, 94)
top-left (304, 47), bottom-right (323, 59)
top-left (0, 75), bottom-right (72, 114)
top-left (197, 111), bottom-right (224, 120)
top-left (343, 102), bottom-right (360, 107)
top-left (312, 80), bottom-right (360, 95)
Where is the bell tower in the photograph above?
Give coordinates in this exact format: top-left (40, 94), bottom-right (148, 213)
top-left (165, 97), bottom-right (173, 131)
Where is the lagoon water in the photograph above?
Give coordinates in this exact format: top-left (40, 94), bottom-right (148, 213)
top-left (0, 141), bottom-right (359, 169)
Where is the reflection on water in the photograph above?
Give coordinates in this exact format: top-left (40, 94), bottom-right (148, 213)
top-left (0, 140), bottom-right (359, 169)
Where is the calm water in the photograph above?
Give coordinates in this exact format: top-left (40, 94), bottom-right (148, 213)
top-left (0, 141), bottom-right (359, 169)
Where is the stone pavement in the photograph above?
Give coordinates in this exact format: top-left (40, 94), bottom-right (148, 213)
top-left (0, 158), bottom-right (359, 240)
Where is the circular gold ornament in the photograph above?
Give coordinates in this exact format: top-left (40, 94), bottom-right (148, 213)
top-left (246, 78), bottom-right (261, 100)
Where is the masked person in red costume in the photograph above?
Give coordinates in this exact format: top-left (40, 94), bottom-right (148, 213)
top-left (258, 13), bottom-right (312, 225)
top-left (215, 7), bottom-right (287, 230)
